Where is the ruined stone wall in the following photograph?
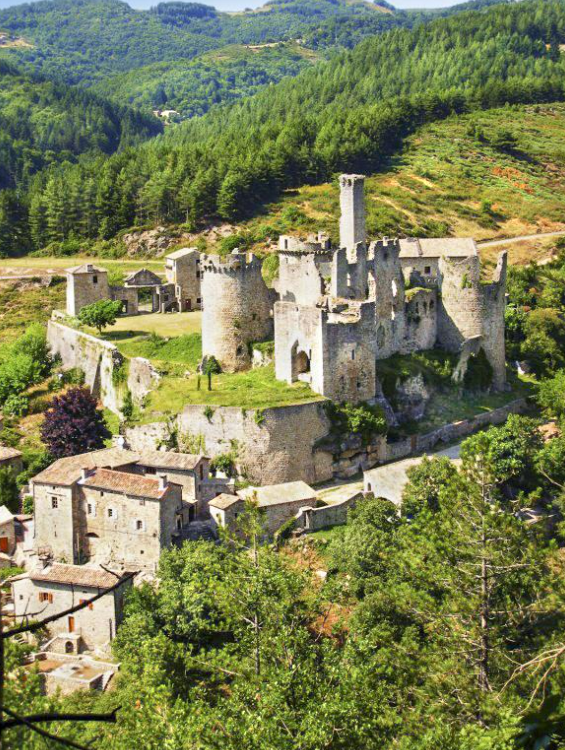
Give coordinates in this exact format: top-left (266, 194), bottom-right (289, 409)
top-left (479, 252), bottom-right (507, 389)
top-left (127, 357), bottom-right (160, 404)
top-left (110, 286), bottom-right (139, 316)
top-left (324, 303), bottom-right (376, 403)
top-left (126, 402), bottom-right (334, 485)
top-left (66, 270), bottom-right (110, 317)
top-left (400, 257), bottom-right (440, 288)
top-left (371, 239), bottom-right (407, 359)
top-left (201, 253), bottom-right (273, 372)
top-left (401, 288), bottom-right (437, 353)
top-left (274, 303), bottom-right (326, 394)
top-left (278, 249), bottom-right (329, 306)
top-left (437, 255), bottom-right (483, 351)
top-left (339, 174), bottom-right (366, 250)
top-left (296, 492), bottom-right (361, 532)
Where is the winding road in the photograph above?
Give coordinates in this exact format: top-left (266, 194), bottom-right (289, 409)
top-left (477, 230), bottom-right (565, 249)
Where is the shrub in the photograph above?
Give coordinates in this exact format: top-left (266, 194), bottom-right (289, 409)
top-left (463, 348), bottom-right (493, 391)
top-left (40, 387), bottom-right (111, 458)
top-left (326, 402), bottom-right (387, 444)
top-left (78, 299), bottom-right (123, 334)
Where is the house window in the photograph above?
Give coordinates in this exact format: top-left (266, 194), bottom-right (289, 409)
top-left (107, 507), bottom-right (117, 519)
top-left (351, 350), bottom-right (355, 361)
top-left (424, 266), bottom-right (431, 275)
top-left (87, 503), bottom-right (95, 516)
top-left (51, 497), bottom-right (58, 509)
top-left (93, 275), bottom-right (98, 284)
top-left (145, 467), bottom-right (156, 475)
top-left (136, 520), bottom-right (143, 531)
top-left (39, 592), bottom-right (53, 603)
top-left (139, 499), bottom-right (145, 506)
top-left (100, 491), bottom-right (104, 497)
top-left (196, 298), bottom-right (201, 304)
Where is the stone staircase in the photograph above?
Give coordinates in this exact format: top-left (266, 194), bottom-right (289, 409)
top-left (182, 521), bottom-right (218, 543)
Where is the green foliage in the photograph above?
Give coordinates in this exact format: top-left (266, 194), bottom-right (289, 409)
top-left (402, 456), bottom-right (461, 517)
top-left (0, 323), bottom-right (51, 407)
top-left (22, 495), bottom-right (34, 515)
top-left (537, 369), bottom-right (565, 423)
top-left (0, 466), bottom-right (20, 513)
top-left (490, 128), bottom-right (520, 153)
top-left (210, 452), bottom-right (237, 478)
top-left (463, 347), bottom-right (494, 391)
top-left (78, 299), bottom-right (123, 334)
top-left (326, 401), bottom-right (387, 444)
top-left (118, 332), bottom-right (202, 368)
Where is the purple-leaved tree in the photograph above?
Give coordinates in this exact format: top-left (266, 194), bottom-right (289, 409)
top-left (40, 386), bottom-right (111, 459)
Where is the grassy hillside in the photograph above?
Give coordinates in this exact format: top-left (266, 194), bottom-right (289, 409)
top-left (93, 42), bottom-right (321, 119)
top-left (231, 103), bottom-right (565, 267)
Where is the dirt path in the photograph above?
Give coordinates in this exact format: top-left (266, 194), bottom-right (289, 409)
top-left (478, 230), bottom-right (565, 249)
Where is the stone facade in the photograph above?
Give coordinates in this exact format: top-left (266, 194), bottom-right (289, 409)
top-left (165, 248), bottom-right (202, 311)
top-left (11, 564), bottom-right (131, 652)
top-left (339, 174), bottom-right (366, 251)
top-left (201, 251), bottom-right (273, 372)
top-left (66, 265), bottom-right (110, 317)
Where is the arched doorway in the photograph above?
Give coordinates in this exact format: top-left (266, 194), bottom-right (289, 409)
top-left (65, 641), bottom-right (74, 654)
top-left (291, 342), bottom-right (311, 383)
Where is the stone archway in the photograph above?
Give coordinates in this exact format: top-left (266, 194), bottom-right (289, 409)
top-left (291, 342), bottom-right (311, 383)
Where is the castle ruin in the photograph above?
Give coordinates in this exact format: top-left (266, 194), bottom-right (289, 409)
top-left (201, 175), bottom-right (507, 403)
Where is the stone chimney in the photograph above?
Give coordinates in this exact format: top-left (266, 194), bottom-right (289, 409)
top-left (158, 474), bottom-right (168, 491)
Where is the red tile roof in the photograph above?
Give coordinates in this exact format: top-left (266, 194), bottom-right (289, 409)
top-left (30, 563), bottom-right (126, 589)
top-left (80, 468), bottom-right (169, 499)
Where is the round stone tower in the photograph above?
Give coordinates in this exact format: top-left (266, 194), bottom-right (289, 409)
top-left (437, 254), bottom-right (483, 351)
top-left (201, 251), bottom-right (273, 372)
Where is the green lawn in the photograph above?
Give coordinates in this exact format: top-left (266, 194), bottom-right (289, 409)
top-left (104, 311), bottom-right (201, 339)
top-left (0, 256), bottom-right (165, 274)
top-left (137, 364), bottom-right (322, 421)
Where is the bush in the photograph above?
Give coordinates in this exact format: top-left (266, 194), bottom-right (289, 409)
top-left (78, 299), bottom-right (123, 334)
top-left (210, 453), bottom-right (237, 478)
top-left (463, 348), bottom-right (493, 391)
top-left (326, 402), bottom-right (387, 444)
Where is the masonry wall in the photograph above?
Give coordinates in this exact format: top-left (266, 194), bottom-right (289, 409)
top-left (479, 252), bottom-right (507, 389)
top-left (32, 483), bottom-right (77, 562)
top-left (76, 484), bottom-right (182, 570)
top-left (110, 286), bottom-right (139, 316)
top-left (66, 271), bottom-right (110, 317)
top-left (371, 240), bottom-right (407, 359)
top-left (201, 253), bottom-right (273, 372)
top-left (296, 492), bottom-right (361, 532)
top-left (437, 255), bottom-right (483, 351)
top-left (401, 289), bottom-right (437, 353)
top-left (12, 578), bottom-right (130, 651)
top-left (339, 174), bottom-right (366, 250)
top-left (324, 304), bottom-right (376, 403)
top-left (167, 251), bottom-right (202, 311)
top-left (277, 249), bottom-right (329, 306)
top-left (274, 303), bottom-right (326, 394)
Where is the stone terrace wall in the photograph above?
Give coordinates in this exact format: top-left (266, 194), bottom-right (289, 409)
top-left (296, 492), bottom-right (362, 533)
top-left (48, 318), bottom-right (160, 416)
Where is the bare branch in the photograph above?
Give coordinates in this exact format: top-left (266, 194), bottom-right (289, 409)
top-left (1, 706), bottom-right (92, 750)
top-left (1, 709), bottom-right (119, 731)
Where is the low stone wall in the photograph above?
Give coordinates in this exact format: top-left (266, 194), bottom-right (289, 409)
top-left (48, 318), bottom-right (160, 416)
top-left (296, 492), bottom-right (362, 533)
top-left (384, 398), bottom-right (528, 463)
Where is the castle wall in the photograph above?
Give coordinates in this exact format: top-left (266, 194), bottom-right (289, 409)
top-left (274, 303), bottom-right (326, 395)
top-left (437, 255), bottom-right (483, 351)
top-left (479, 252), bottom-right (507, 389)
top-left (401, 288), bottom-right (437, 353)
top-left (371, 239), bottom-right (407, 359)
top-left (201, 253), bottom-right (273, 372)
top-left (278, 249), bottom-right (329, 306)
top-left (324, 303), bottom-right (376, 403)
top-left (339, 174), bottom-right (366, 251)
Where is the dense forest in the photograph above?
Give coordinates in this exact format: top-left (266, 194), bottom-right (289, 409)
top-left (2, 0), bottom-right (565, 256)
top-left (92, 43), bottom-right (321, 119)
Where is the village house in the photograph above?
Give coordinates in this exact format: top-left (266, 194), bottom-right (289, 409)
top-left (210, 480), bottom-right (317, 536)
top-left (0, 446), bottom-right (23, 475)
top-left (0, 505), bottom-right (16, 558)
top-left (10, 563), bottom-right (132, 654)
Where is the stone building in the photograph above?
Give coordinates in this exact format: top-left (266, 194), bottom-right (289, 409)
top-left (165, 248), bottom-right (202, 311)
top-left (30, 447), bottom-right (212, 571)
top-left (0, 446), bottom-right (23, 475)
top-left (0, 505), bottom-right (16, 556)
top-left (66, 265), bottom-right (110, 317)
top-left (11, 563), bottom-right (132, 653)
top-left (210, 480), bottom-right (316, 537)
top-left (200, 251), bottom-right (274, 372)
top-left (200, 174), bottom-right (507, 402)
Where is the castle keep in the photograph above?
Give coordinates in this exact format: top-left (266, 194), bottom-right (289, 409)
top-left (200, 175), bottom-right (507, 403)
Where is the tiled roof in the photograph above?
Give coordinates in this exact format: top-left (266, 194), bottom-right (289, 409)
top-left (398, 238), bottom-right (477, 259)
top-left (29, 563), bottom-right (125, 589)
top-left (137, 450), bottom-right (206, 471)
top-left (238, 481), bottom-right (316, 507)
top-left (32, 449), bottom-right (140, 487)
top-left (0, 446), bottom-right (22, 461)
top-left (209, 493), bottom-right (242, 510)
top-left (80, 468), bottom-right (169, 499)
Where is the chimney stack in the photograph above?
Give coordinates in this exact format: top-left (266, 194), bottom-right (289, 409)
top-left (158, 474), bottom-right (168, 491)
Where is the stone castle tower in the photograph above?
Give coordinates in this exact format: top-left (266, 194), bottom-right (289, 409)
top-left (200, 251), bottom-right (273, 372)
top-left (66, 264), bottom-right (110, 317)
top-left (339, 174), bottom-right (366, 252)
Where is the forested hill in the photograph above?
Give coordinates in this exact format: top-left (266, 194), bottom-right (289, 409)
top-left (0, 0), bottom-right (407, 85)
top-left (0, 59), bottom-right (162, 191)
top-left (0, 0), bottom-right (506, 87)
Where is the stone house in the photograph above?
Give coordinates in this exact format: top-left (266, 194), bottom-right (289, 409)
top-left (31, 448), bottom-right (187, 571)
top-left (0, 446), bottom-right (23, 475)
top-left (11, 563), bottom-right (132, 653)
top-left (165, 247), bottom-right (202, 311)
top-left (66, 265), bottom-right (110, 317)
top-left (210, 480), bottom-right (316, 537)
top-left (0, 505), bottom-right (16, 556)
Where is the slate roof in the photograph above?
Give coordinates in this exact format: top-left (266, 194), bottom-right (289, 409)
top-left (209, 493), bottom-right (242, 510)
top-left (398, 237), bottom-right (477, 259)
top-left (238, 481), bottom-right (316, 508)
top-left (137, 450), bottom-right (206, 471)
top-left (66, 264), bottom-right (107, 275)
top-left (80, 468), bottom-right (170, 499)
top-left (166, 247), bottom-right (198, 261)
top-left (32, 449), bottom-right (140, 487)
top-left (29, 563), bottom-right (124, 589)
top-left (0, 446), bottom-right (22, 462)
